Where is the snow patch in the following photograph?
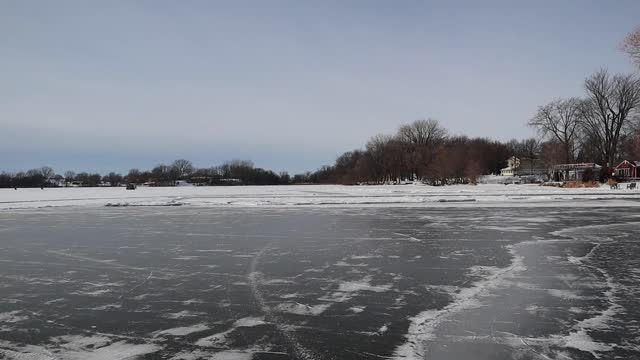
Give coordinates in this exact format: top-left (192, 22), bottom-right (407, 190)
top-left (0, 311), bottom-right (28, 323)
top-left (154, 323), bottom-right (209, 337)
top-left (274, 302), bottom-right (332, 316)
top-left (4, 184), bottom-right (640, 210)
top-left (195, 317), bottom-right (266, 347)
top-left (337, 276), bottom-right (393, 293)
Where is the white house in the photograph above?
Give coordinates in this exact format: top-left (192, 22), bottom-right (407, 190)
top-left (500, 157), bottom-right (546, 176)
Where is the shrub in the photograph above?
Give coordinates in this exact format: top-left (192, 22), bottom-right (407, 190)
top-left (582, 168), bottom-right (595, 182)
top-left (563, 180), bottom-right (599, 188)
top-left (599, 166), bottom-right (613, 183)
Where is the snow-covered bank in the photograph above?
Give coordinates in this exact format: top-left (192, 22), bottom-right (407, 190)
top-left (1, 184), bottom-right (640, 210)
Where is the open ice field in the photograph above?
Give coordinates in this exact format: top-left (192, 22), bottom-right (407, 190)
top-left (1, 185), bottom-right (640, 359)
top-left (2, 183), bottom-right (640, 209)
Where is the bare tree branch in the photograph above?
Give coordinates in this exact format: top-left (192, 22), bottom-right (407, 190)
top-left (529, 98), bottom-right (582, 163)
top-left (581, 69), bottom-right (640, 166)
top-left (622, 26), bottom-right (640, 69)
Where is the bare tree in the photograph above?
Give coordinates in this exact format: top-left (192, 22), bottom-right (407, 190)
top-left (171, 159), bottom-right (194, 180)
top-left (151, 164), bottom-right (172, 184)
top-left (505, 138), bottom-right (540, 159)
top-left (365, 134), bottom-right (393, 183)
top-left (278, 171), bottom-right (291, 184)
top-left (106, 172), bottom-right (123, 187)
top-left (88, 173), bottom-right (102, 186)
top-left (64, 170), bottom-right (76, 186)
top-left (126, 168), bottom-right (142, 184)
top-left (521, 138), bottom-right (541, 159)
top-left (529, 98), bottom-right (582, 163)
top-left (580, 69), bottom-right (640, 166)
top-left (622, 26), bottom-right (640, 68)
top-left (622, 129), bottom-right (640, 160)
top-left (385, 137), bottom-right (410, 182)
top-left (540, 141), bottom-right (565, 167)
top-left (397, 119), bottom-right (447, 146)
top-left (506, 139), bottom-right (523, 158)
top-left (630, 132), bottom-right (640, 159)
top-left (464, 157), bottom-right (482, 184)
top-left (334, 150), bottom-right (363, 184)
top-left (429, 136), bottom-right (470, 185)
top-left (221, 160), bottom-right (254, 182)
top-left (396, 119), bottom-right (447, 180)
top-left (40, 166), bottom-right (55, 180)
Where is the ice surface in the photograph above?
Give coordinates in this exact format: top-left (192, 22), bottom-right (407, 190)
top-left (394, 244), bottom-right (527, 359)
top-left (61, 341), bottom-right (161, 360)
top-left (3, 183), bottom-right (640, 210)
top-left (2, 198), bottom-right (640, 359)
top-left (550, 226), bottom-right (626, 357)
top-left (0, 337), bottom-right (161, 360)
top-left (209, 350), bottom-right (254, 360)
top-left (195, 317), bottom-right (266, 347)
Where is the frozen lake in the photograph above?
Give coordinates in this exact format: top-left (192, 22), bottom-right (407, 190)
top-left (1, 187), bottom-right (640, 359)
top-left (2, 183), bottom-right (640, 209)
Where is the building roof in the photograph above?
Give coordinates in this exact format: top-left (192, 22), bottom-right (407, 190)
top-left (552, 163), bottom-right (601, 170)
top-left (615, 160), bottom-right (640, 168)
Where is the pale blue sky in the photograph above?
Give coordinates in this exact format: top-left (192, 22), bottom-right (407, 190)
top-left (1, 1), bottom-right (639, 174)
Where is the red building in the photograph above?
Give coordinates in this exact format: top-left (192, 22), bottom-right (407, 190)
top-left (615, 160), bottom-right (640, 179)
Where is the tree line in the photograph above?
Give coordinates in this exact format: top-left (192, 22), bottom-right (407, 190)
top-left (531, 26), bottom-right (640, 171)
top-left (0, 136), bottom-right (547, 188)
top-left (3, 28), bottom-right (640, 189)
top-left (302, 28), bottom-right (640, 185)
top-left (0, 160), bottom-right (292, 188)
top-left (529, 69), bottom-right (640, 171)
top-left (296, 120), bottom-right (549, 185)
top-left (302, 69), bottom-right (639, 186)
